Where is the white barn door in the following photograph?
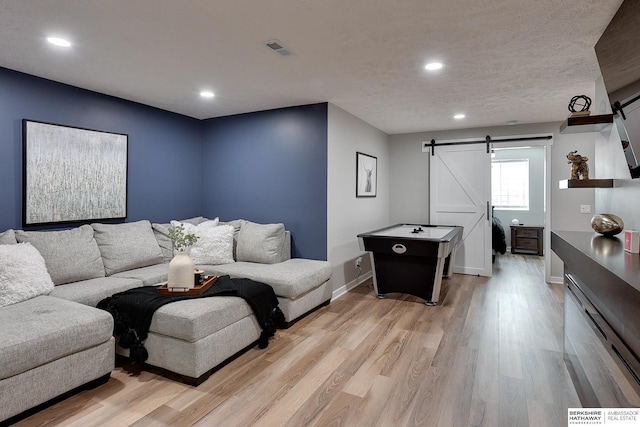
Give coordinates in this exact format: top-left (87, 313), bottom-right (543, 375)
top-left (429, 143), bottom-right (492, 277)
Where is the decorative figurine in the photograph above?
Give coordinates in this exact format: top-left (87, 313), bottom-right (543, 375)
top-left (591, 213), bottom-right (624, 236)
top-left (568, 95), bottom-right (591, 117)
top-left (567, 150), bottom-right (589, 180)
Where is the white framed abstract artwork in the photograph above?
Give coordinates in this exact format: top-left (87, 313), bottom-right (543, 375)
top-left (22, 119), bottom-right (128, 226)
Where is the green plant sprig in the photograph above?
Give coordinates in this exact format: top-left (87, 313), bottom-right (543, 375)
top-left (168, 224), bottom-right (199, 252)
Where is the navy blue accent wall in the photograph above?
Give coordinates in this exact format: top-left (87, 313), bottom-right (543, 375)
top-left (0, 68), bottom-right (328, 260)
top-left (202, 104), bottom-right (328, 260)
top-left (0, 67), bottom-right (203, 230)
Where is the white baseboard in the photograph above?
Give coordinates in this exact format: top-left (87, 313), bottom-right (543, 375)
top-left (549, 275), bottom-right (563, 285)
top-left (333, 272), bottom-right (562, 298)
top-left (332, 271), bottom-right (372, 301)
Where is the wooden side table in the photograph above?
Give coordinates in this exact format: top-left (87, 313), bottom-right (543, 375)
top-left (510, 225), bottom-right (544, 255)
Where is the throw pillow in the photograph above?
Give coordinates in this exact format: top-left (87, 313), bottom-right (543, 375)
top-left (219, 219), bottom-right (243, 233)
top-left (236, 221), bottom-right (286, 264)
top-left (181, 216), bottom-right (212, 226)
top-left (15, 225), bottom-right (105, 285)
top-left (0, 229), bottom-right (16, 245)
top-left (219, 219), bottom-right (244, 259)
top-left (170, 220), bottom-right (234, 265)
top-left (0, 243), bottom-right (54, 307)
top-left (92, 220), bottom-right (164, 276)
top-left (153, 217), bottom-right (218, 262)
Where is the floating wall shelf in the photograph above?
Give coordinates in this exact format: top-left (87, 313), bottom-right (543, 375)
top-left (558, 179), bottom-right (614, 189)
top-left (559, 114), bottom-right (613, 134)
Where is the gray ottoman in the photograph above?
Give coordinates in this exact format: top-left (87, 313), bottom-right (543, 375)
top-left (117, 295), bottom-right (262, 385)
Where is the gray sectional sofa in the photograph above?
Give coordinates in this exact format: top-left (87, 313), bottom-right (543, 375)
top-left (0, 217), bottom-right (332, 423)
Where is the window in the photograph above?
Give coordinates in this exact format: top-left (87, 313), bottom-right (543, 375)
top-left (492, 159), bottom-right (529, 210)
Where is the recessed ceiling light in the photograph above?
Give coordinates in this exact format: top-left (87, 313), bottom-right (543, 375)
top-left (507, 120), bottom-right (518, 125)
top-left (46, 37), bottom-right (71, 47)
top-left (453, 114), bottom-right (466, 119)
top-left (425, 62), bottom-right (444, 71)
top-left (200, 91), bottom-right (215, 98)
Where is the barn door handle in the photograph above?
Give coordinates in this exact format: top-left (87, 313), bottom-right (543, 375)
top-left (486, 201), bottom-right (490, 221)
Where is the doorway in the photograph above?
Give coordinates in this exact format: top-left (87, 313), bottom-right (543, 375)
top-left (491, 145), bottom-right (546, 260)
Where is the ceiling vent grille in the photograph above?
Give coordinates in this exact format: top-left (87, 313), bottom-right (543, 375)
top-left (264, 39), bottom-right (293, 56)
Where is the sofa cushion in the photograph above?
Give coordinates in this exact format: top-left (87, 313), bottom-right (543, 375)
top-left (236, 221), bottom-right (286, 264)
top-left (112, 263), bottom-right (169, 286)
top-left (49, 276), bottom-right (144, 307)
top-left (15, 225), bottom-right (105, 285)
top-left (152, 223), bottom-right (174, 262)
top-left (92, 220), bottom-right (164, 276)
top-left (170, 220), bottom-right (234, 265)
top-left (153, 217), bottom-right (213, 262)
top-left (0, 243), bottom-right (55, 307)
top-left (202, 258), bottom-right (331, 300)
top-left (0, 295), bottom-right (113, 380)
top-left (0, 229), bottom-right (16, 244)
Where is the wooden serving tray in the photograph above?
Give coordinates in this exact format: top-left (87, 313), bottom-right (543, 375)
top-left (157, 276), bottom-right (218, 295)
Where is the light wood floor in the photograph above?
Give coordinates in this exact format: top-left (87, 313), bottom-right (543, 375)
top-left (16, 254), bottom-right (580, 427)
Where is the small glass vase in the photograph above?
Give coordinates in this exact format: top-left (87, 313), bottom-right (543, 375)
top-left (168, 251), bottom-right (195, 289)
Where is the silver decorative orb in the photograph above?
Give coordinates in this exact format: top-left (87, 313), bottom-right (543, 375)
top-left (591, 213), bottom-right (624, 236)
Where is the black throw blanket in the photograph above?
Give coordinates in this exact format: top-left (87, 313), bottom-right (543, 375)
top-left (97, 275), bottom-right (286, 363)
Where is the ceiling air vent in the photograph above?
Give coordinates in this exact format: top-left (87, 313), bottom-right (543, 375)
top-left (264, 39), bottom-right (293, 56)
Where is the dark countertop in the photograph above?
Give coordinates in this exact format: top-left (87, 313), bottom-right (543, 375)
top-left (551, 230), bottom-right (640, 358)
top-left (551, 230), bottom-right (640, 293)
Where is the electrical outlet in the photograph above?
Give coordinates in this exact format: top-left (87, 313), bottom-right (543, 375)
top-left (580, 204), bottom-right (592, 214)
top-left (355, 256), bottom-right (363, 269)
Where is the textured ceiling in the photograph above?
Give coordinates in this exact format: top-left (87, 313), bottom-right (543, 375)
top-left (0, 0), bottom-right (624, 134)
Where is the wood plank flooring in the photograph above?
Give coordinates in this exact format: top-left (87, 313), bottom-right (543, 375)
top-left (15, 254), bottom-right (580, 426)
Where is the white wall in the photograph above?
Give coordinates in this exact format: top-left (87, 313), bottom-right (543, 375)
top-left (389, 122), bottom-right (597, 281)
top-left (593, 77), bottom-right (640, 229)
top-left (327, 103), bottom-right (389, 298)
top-left (548, 130), bottom-right (598, 281)
top-left (388, 136), bottom-right (431, 223)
